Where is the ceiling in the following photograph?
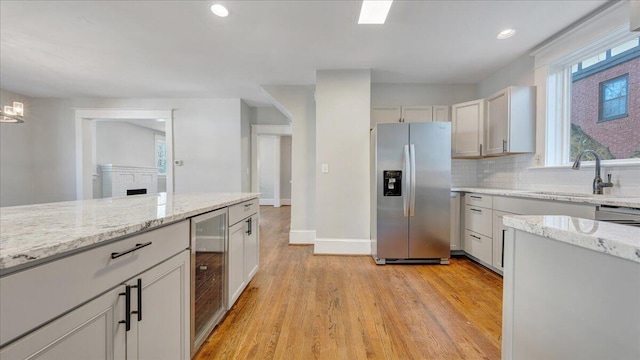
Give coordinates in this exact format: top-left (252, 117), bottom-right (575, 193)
top-left (0, 0), bottom-right (608, 106)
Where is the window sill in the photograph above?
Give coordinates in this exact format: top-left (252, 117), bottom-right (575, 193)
top-left (528, 159), bottom-right (640, 170)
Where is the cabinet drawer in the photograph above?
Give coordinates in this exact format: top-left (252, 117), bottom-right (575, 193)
top-left (465, 205), bottom-right (492, 237)
top-left (0, 221), bottom-right (189, 346)
top-left (464, 193), bottom-right (493, 208)
top-left (229, 199), bottom-right (259, 226)
top-left (464, 230), bottom-right (492, 265)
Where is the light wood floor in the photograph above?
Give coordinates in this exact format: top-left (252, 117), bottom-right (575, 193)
top-left (194, 206), bottom-right (503, 360)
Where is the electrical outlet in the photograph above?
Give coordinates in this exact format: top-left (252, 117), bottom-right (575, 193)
top-left (321, 164), bottom-right (329, 173)
top-left (534, 154), bottom-right (542, 166)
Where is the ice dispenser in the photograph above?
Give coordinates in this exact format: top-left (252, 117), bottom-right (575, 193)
top-left (383, 170), bottom-right (402, 196)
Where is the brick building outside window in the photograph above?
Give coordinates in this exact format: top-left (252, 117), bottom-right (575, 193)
top-left (570, 37), bottom-right (640, 161)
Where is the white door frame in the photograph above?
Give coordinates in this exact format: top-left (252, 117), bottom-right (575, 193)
top-left (74, 108), bottom-right (174, 200)
top-left (251, 124), bottom-right (292, 207)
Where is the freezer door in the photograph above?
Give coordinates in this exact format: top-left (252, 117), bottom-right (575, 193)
top-left (408, 122), bottom-right (451, 259)
top-left (375, 123), bottom-right (410, 259)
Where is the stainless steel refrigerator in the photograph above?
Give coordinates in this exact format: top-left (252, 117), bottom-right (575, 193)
top-left (371, 122), bottom-right (451, 265)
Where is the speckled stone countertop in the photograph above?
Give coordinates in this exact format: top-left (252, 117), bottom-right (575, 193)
top-left (452, 187), bottom-right (640, 208)
top-left (504, 215), bottom-right (640, 264)
top-left (0, 192), bottom-right (259, 272)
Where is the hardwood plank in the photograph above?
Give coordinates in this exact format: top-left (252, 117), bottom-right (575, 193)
top-left (194, 206), bottom-right (502, 359)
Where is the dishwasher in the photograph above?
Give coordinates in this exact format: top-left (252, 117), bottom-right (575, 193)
top-left (595, 205), bottom-right (640, 227)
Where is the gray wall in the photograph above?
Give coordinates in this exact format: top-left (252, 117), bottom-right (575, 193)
top-left (96, 121), bottom-right (163, 167)
top-left (241, 100), bottom-right (251, 192)
top-left (371, 83), bottom-right (478, 106)
top-left (0, 89), bottom-right (35, 206)
top-left (315, 69), bottom-right (371, 241)
top-left (258, 135), bottom-right (276, 200)
top-left (252, 106), bottom-right (290, 125)
top-left (280, 135), bottom-right (292, 201)
top-left (0, 93), bottom-right (246, 206)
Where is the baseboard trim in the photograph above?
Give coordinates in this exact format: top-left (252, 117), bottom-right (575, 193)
top-left (289, 230), bottom-right (316, 245)
top-left (314, 238), bottom-right (372, 255)
top-left (280, 199), bottom-right (291, 206)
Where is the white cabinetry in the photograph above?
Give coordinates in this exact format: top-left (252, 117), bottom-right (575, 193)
top-left (0, 222), bottom-right (190, 359)
top-left (450, 192), bottom-right (461, 252)
top-left (126, 251), bottom-right (190, 360)
top-left (452, 99), bottom-right (485, 157)
top-left (463, 193), bottom-right (493, 265)
top-left (0, 286), bottom-right (126, 360)
top-left (227, 200), bottom-right (259, 309)
top-left (462, 192), bottom-right (597, 274)
top-left (371, 105), bottom-right (450, 128)
top-left (485, 86), bottom-right (535, 156)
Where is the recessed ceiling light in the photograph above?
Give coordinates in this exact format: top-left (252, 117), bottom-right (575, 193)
top-left (211, 4), bottom-right (229, 17)
top-left (358, 0), bottom-right (393, 25)
top-left (497, 28), bottom-right (517, 40)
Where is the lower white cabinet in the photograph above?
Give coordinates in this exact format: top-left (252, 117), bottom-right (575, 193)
top-left (463, 230), bottom-right (493, 265)
top-left (492, 210), bottom-right (515, 272)
top-left (227, 201), bottom-right (260, 310)
top-left (0, 286), bottom-right (126, 360)
top-left (228, 220), bottom-right (248, 308)
top-left (127, 250), bottom-right (190, 360)
top-left (1, 251), bottom-right (190, 360)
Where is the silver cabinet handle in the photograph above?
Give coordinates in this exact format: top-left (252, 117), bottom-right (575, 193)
top-left (199, 265), bottom-right (208, 271)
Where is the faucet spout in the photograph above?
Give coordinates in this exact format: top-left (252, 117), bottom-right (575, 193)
top-left (572, 150), bottom-right (612, 194)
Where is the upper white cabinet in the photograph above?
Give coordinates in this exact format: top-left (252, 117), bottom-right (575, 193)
top-left (371, 105), bottom-right (450, 128)
top-left (485, 86), bottom-right (535, 156)
top-left (452, 99), bottom-right (485, 157)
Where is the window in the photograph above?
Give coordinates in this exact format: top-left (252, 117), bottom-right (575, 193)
top-left (599, 74), bottom-right (628, 122)
top-left (561, 35), bottom-right (640, 163)
top-left (155, 139), bottom-right (167, 174)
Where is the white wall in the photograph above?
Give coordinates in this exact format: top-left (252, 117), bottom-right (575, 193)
top-left (371, 83), bottom-right (478, 106)
top-left (315, 70), bottom-right (371, 254)
top-left (252, 106), bottom-right (290, 125)
top-left (261, 85), bottom-right (316, 244)
top-left (241, 100), bottom-right (251, 192)
top-left (258, 135), bottom-right (276, 200)
top-left (476, 54), bottom-right (535, 98)
top-left (0, 89), bottom-right (35, 206)
top-left (96, 121), bottom-right (162, 167)
top-left (280, 136), bottom-right (292, 202)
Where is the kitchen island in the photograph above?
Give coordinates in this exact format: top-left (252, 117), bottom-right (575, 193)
top-left (0, 192), bottom-right (259, 359)
top-left (501, 215), bottom-right (640, 360)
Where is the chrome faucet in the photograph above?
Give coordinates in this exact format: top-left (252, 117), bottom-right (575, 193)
top-left (572, 150), bottom-right (613, 195)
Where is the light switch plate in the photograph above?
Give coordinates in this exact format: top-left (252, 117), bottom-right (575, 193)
top-left (321, 164), bottom-right (329, 173)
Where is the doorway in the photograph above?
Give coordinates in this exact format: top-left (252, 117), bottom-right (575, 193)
top-left (251, 125), bottom-right (292, 207)
top-left (74, 109), bottom-right (174, 200)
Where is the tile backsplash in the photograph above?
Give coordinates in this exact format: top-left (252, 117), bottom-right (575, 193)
top-left (453, 154), bottom-right (640, 196)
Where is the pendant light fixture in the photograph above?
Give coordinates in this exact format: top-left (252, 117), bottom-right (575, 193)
top-left (0, 102), bottom-right (25, 123)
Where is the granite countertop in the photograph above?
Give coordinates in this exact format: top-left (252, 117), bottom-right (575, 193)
top-left (452, 187), bottom-right (640, 208)
top-left (0, 192), bottom-right (260, 272)
top-left (504, 215), bottom-right (640, 264)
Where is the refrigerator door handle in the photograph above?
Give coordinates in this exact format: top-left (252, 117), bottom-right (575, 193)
top-left (409, 144), bottom-right (416, 217)
top-left (403, 144), bottom-right (410, 217)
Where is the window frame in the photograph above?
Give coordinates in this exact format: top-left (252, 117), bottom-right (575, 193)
top-left (544, 30), bottom-right (640, 167)
top-left (598, 73), bottom-right (629, 122)
top-left (155, 137), bottom-right (167, 175)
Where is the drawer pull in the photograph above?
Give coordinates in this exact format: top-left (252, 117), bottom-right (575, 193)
top-left (470, 234), bottom-right (481, 240)
top-left (244, 203), bottom-right (254, 208)
top-left (470, 208), bottom-right (482, 213)
top-left (111, 241), bottom-right (152, 259)
top-left (470, 195), bottom-right (482, 199)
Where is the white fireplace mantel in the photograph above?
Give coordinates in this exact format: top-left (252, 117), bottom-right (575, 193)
top-left (99, 164), bottom-right (158, 198)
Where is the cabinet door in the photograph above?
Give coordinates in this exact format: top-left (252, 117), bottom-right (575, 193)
top-left (228, 221), bottom-right (247, 309)
top-left (128, 251), bottom-right (190, 360)
top-left (485, 89), bottom-right (509, 155)
top-left (452, 100), bottom-right (484, 157)
top-left (371, 107), bottom-right (401, 128)
top-left (450, 192), bottom-right (461, 251)
top-left (433, 105), bottom-right (450, 122)
top-left (402, 106), bottom-right (433, 123)
top-left (0, 286), bottom-right (126, 360)
top-left (244, 214), bottom-right (259, 283)
top-left (492, 210), bottom-right (516, 272)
